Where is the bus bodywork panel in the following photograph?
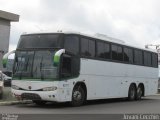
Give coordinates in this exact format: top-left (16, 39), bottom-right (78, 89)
top-left (80, 58), bottom-right (158, 100)
top-left (12, 80), bottom-right (73, 102)
top-left (12, 58), bottom-right (158, 102)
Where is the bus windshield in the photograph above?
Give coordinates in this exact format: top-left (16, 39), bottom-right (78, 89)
top-left (17, 34), bottom-right (61, 49)
top-left (13, 50), bottom-right (59, 81)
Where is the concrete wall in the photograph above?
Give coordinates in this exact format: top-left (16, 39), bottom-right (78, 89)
top-left (0, 18), bottom-right (10, 71)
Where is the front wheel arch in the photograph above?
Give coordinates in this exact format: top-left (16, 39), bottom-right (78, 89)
top-left (71, 82), bottom-right (87, 106)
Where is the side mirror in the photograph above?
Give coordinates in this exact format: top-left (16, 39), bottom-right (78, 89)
top-left (53, 49), bottom-right (65, 67)
top-left (2, 50), bottom-right (16, 68)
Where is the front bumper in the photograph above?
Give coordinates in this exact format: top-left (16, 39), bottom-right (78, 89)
top-left (12, 89), bottom-right (60, 102)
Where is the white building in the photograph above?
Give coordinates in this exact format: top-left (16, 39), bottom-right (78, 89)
top-left (0, 10), bottom-right (19, 71)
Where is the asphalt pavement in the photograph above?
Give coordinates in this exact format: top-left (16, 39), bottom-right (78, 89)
top-left (0, 95), bottom-right (160, 120)
top-left (0, 95), bottom-right (160, 114)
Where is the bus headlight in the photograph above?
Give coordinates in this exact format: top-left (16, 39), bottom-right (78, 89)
top-left (12, 85), bottom-right (20, 90)
top-left (42, 86), bottom-right (57, 91)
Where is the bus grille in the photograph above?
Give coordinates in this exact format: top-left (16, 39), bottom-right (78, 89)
top-left (21, 93), bottom-right (41, 100)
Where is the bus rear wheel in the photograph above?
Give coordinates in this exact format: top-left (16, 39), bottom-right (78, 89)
top-left (128, 84), bottom-right (136, 101)
top-left (71, 85), bottom-right (85, 107)
top-left (0, 93), bottom-right (3, 99)
top-left (32, 100), bottom-right (46, 105)
top-left (0, 87), bottom-right (3, 99)
top-left (136, 85), bottom-right (143, 100)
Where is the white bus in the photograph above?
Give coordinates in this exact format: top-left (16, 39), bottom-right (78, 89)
top-left (3, 32), bottom-right (158, 106)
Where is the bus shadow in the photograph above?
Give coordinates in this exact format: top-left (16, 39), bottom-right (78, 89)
top-left (16, 97), bottom-right (156, 109)
top-left (85, 97), bottom-right (156, 106)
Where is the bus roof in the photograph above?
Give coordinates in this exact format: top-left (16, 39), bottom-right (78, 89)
top-left (21, 32), bottom-right (157, 53)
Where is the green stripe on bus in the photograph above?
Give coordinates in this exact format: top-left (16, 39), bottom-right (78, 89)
top-left (53, 55), bottom-right (60, 66)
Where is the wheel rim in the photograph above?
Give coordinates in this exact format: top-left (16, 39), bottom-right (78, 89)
top-left (137, 87), bottom-right (142, 99)
top-left (73, 90), bottom-right (82, 101)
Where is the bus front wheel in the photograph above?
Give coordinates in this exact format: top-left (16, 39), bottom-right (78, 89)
top-left (71, 85), bottom-right (85, 107)
top-left (128, 84), bottom-right (136, 101)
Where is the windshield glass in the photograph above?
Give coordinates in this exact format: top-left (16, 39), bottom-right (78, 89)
top-left (17, 34), bottom-right (61, 49)
top-left (13, 50), bottom-right (59, 81)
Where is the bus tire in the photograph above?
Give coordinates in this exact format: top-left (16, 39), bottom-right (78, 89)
top-left (32, 100), bottom-right (46, 105)
top-left (136, 85), bottom-right (143, 100)
top-left (71, 85), bottom-right (85, 107)
top-left (0, 87), bottom-right (3, 99)
top-left (0, 93), bottom-right (3, 99)
top-left (128, 84), bottom-right (136, 101)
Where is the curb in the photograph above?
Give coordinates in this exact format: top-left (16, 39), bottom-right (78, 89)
top-left (0, 100), bottom-right (32, 105)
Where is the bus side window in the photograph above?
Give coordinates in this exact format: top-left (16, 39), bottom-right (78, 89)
top-left (61, 54), bottom-right (80, 78)
top-left (64, 35), bottom-right (79, 55)
top-left (144, 52), bottom-right (152, 67)
top-left (61, 54), bottom-right (72, 77)
top-left (81, 38), bottom-right (95, 58)
top-left (124, 47), bottom-right (133, 63)
top-left (152, 53), bottom-right (158, 68)
top-left (97, 41), bottom-right (110, 59)
top-left (111, 44), bottom-right (123, 61)
top-left (134, 49), bottom-right (143, 65)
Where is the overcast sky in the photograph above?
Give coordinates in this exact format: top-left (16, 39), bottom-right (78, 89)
top-left (0, 0), bottom-right (160, 51)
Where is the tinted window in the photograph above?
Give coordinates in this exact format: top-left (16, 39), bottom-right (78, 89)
top-left (97, 42), bottom-right (110, 59)
top-left (33, 51), bottom-right (57, 79)
top-left (64, 35), bottom-right (79, 54)
top-left (117, 46), bottom-right (123, 61)
top-left (18, 34), bottom-right (60, 49)
top-left (81, 38), bottom-right (88, 56)
top-left (152, 53), bottom-right (158, 67)
top-left (124, 47), bottom-right (133, 63)
top-left (81, 38), bottom-right (95, 57)
top-left (111, 44), bottom-right (123, 61)
top-left (112, 45), bottom-right (117, 60)
top-left (134, 50), bottom-right (143, 65)
top-left (61, 54), bottom-right (80, 78)
top-left (144, 52), bottom-right (151, 66)
top-left (89, 40), bottom-right (95, 57)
